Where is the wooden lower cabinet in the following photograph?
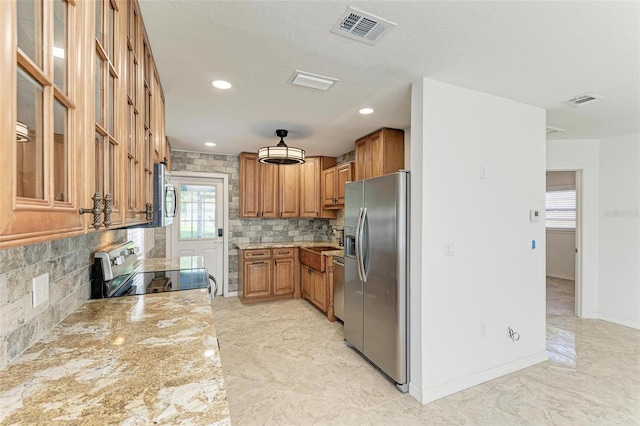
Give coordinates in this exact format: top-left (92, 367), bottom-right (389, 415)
top-left (273, 257), bottom-right (295, 295)
top-left (243, 259), bottom-right (271, 299)
top-left (300, 264), bottom-right (334, 319)
top-left (239, 248), bottom-right (300, 303)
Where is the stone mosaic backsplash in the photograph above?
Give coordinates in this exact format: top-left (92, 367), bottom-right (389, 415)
top-left (0, 230), bottom-right (127, 369)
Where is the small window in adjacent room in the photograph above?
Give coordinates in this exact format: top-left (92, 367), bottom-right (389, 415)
top-left (545, 190), bottom-right (576, 229)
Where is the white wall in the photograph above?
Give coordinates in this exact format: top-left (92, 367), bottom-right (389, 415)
top-left (408, 83), bottom-right (424, 401)
top-left (411, 78), bottom-right (547, 404)
top-left (598, 132), bottom-right (640, 329)
top-left (546, 139), bottom-right (600, 318)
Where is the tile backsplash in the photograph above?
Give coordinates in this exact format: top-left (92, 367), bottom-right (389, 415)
top-left (0, 230), bottom-right (127, 369)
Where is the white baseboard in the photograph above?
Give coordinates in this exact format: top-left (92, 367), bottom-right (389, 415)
top-left (598, 312), bottom-right (640, 330)
top-left (546, 273), bottom-right (575, 281)
top-left (419, 351), bottom-right (549, 404)
top-left (409, 383), bottom-right (422, 403)
top-left (224, 291), bottom-right (238, 298)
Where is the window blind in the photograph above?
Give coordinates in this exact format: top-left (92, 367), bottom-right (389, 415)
top-left (545, 190), bottom-right (576, 229)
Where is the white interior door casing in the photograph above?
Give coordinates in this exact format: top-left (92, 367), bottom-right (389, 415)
top-left (167, 172), bottom-right (229, 296)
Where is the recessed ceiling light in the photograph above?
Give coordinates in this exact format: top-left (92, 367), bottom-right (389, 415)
top-left (359, 108), bottom-right (374, 115)
top-left (204, 142), bottom-right (216, 147)
top-left (212, 80), bottom-right (232, 90)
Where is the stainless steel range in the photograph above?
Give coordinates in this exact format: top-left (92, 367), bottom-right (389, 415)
top-left (91, 241), bottom-right (215, 299)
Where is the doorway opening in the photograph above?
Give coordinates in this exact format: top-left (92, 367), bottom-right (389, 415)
top-left (545, 170), bottom-right (579, 317)
top-left (545, 169), bottom-right (582, 370)
top-left (166, 171), bottom-right (229, 296)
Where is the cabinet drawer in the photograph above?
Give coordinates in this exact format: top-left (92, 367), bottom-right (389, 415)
top-left (272, 248), bottom-right (294, 258)
top-left (243, 249), bottom-right (270, 259)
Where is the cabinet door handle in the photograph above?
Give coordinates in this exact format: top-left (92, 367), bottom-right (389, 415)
top-left (274, 260), bottom-right (277, 265)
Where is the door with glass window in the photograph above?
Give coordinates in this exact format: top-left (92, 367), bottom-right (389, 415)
top-left (170, 177), bottom-right (224, 294)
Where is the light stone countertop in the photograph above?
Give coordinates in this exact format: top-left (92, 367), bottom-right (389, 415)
top-left (135, 256), bottom-right (205, 273)
top-left (0, 289), bottom-right (230, 425)
top-left (235, 241), bottom-right (344, 257)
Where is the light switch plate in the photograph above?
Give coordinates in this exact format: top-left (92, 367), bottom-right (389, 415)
top-left (32, 273), bottom-right (49, 307)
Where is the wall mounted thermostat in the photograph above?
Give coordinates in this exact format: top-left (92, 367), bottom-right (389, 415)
top-left (530, 209), bottom-right (541, 222)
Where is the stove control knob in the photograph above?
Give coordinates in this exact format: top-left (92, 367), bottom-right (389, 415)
top-left (113, 255), bottom-right (125, 266)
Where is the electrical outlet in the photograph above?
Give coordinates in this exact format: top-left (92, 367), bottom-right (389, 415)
top-left (443, 243), bottom-right (455, 256)
top-left (480, 165), bottom-right (487, 179)
top-left (32, 273), bottom-right (49, 307)
top-left (480, 323), bottom-right (486, 337)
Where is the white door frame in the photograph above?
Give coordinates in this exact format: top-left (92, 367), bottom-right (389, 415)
top-left (546, 167), bottom-right (584, 317)
top-left (166, 171), bottom-right (229, 297)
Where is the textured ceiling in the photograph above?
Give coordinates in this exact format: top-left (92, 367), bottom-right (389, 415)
top-left (138, 1), bottom-right (640, 157)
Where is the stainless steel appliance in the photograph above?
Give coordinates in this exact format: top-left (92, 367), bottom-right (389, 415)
top-left (151, 163), bottom-right (176, 227)
top-left (332, 256), bottom-right (345, 321)
top-left (92, 241), bottom-right (215, 299)
top-left (344, 171), bottom-right (409, 392)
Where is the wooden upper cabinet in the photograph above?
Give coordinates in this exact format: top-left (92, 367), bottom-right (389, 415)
top-left (300, 157), bottom-right (337, 219)
top-left (322, 168), bottom-right (336, 207)
top-left (322, 162), bottom-right (353, 209)
top-left (238, 152), bottom-right (279, 218)
top-left (354, 128), bottom-right (404, 181)
top-left (279, 163), bottom-right (299, 218)
top-left (240, 153), bottom-right (337, 219)
top-left (260, 163), bottom-right (279, 218)
top-left (336, 162), bottom-right (354, 205)
top-left (239, 153), bottom-right (261, 217)
top-left (0, 0), bottom-right (85, 247)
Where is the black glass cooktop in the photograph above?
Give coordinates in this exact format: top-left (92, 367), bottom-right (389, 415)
top-left (92, 268), bottom-right (210, 299)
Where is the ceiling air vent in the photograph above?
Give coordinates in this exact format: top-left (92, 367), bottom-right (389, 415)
top-left (331, 7), bottom-right (396, 45)
top-left (546, 126), bottom-right (567, 135)
top-left (565, 92), bottom-right (605, 107)
top-left (288, 70), bottom-right (338, 91)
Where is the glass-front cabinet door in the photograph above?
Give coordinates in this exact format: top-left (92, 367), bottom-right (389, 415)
top-left (91, 0), bottom-right (123, 229)
top-left (0, 0), bottom-right (84, 246)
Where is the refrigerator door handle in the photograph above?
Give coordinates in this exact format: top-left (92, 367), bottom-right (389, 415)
top-left (355, 207), bottom-right (364, 282)
top-left (361, 207), bottom-right (368, 282)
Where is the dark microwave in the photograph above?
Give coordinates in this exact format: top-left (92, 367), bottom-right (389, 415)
top-left (151, 163), bottom-right (176, 227)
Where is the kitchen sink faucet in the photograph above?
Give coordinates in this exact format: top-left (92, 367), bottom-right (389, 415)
top-left (331, 227), bottom-right (345, 247)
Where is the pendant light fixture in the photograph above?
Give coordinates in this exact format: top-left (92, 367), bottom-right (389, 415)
top-left (258, 129), bottom-right (305, 165)
top-left (16, 121), bottom-right (31, 143)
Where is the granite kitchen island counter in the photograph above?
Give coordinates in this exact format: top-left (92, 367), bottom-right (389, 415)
top-left (0, 289), bottom-right (230, 425)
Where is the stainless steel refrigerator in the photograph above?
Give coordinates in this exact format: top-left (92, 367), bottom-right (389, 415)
top-left (344, 171), bottom-right (409, 392)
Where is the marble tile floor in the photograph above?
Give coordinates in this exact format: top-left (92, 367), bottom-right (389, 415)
top-left (211, 279), bottom-right (640, 425)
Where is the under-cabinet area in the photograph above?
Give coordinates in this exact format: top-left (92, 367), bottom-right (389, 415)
top-left (237, 242), bottom-right (342, 321)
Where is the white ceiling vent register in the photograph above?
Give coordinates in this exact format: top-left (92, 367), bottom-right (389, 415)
top-left (565, 92), bottom-right (605, 107)
top-left (331, 7), bottom-right (396, 45)
top-left (546, 126), bottom-right (567, 135)
top-left (288, 70), bottom-right (338, 91)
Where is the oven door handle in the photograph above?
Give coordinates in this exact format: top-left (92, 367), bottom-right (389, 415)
top-left (208, 274), bottom-right (218, 300)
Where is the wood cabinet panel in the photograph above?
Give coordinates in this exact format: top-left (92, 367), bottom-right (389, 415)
top-left (260, 164), bottom-right (279, 218)
top-left (354, 128), bottom-right (404, 182)
top-left (239, 153), bottom-right (260, 217)
top-left (273, 257), bottom-right (295, 295)
top-left (300, 157), bottom-right (336, 219)
top-left (322, 162), bottom-right (353, 209)
top-left (244, 260), bottom-right (271, 299)
top-left (279, 164), bottom-right (299, 218)
top-left (311, 269), bottom-right (326, 311)
top-left (300, 158), bottom-right (320, 217)
top-left (322, 168), bottom-right (336, 207)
